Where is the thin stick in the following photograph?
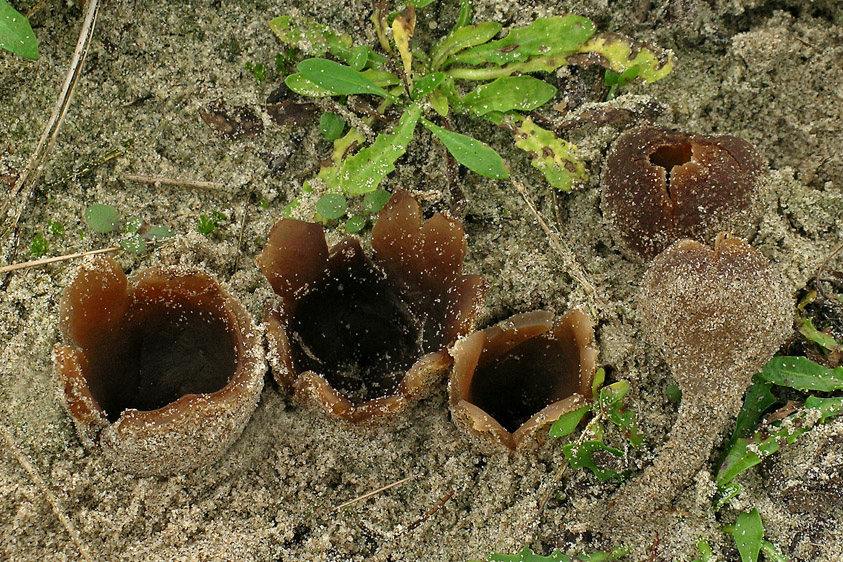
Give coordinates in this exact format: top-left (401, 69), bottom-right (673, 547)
top-left (512, 180), bottom-right (601, 318)
top-left (333, 474), bottom-right (416, 512)
top-left (1, 0), bottom-right (101, 238)
top-left (0, 239), bottom-right (173, 274)
top-left (0, 423), bottom-right (95, 562)
top-left (393, 487), bottom-right (456, 538)
top-left (121, 174), bottom-right (226, 192)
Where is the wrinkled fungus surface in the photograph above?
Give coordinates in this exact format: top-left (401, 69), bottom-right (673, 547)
top-left (449, 310), bottom-right (597, 451)
top-left (257, 190), bottom-right (484, 422)
top-left (601, 126), bottom-right (763, 260)
top-left (606, 234), bottom-right (791, 535)
top-left (53, 257), bottom-right (265, 476)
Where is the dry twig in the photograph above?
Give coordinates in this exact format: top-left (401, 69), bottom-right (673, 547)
top-left (332, 474), bottom-right (416, 512)
top-left (121, 174), bottom-right (226, 192)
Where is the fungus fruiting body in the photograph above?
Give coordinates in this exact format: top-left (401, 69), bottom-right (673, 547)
top-left (449, 310), bottom-right (597, 452)
top-left (257, 190), bottom-right (484, 423)
top-left (601, 126), bottom-right (763, 260)
top-left (606, 234), bottom-right (791, 531)
top-left (53, 257), bottom-right (265, 476)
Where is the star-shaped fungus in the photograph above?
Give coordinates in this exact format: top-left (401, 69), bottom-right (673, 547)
top-left (53, 257), bottom-right (265, 476)
top-left (449, 310), bottom-right (597, 452)
top-left (601, 126), bottom-right (763, 261)
top-left (257, 190), bottom-right (485, 422)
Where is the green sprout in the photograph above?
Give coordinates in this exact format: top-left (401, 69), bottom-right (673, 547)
top-left (723, 509), bottom-right (788, 562)
top-left (197, 211), bottom-right (228, 236)
top-left (549, 368), bottom-right (643, 482)
top-left (245, 61), bottom-right (266, 82)
top-left (475, 546), bottom-right (629, 562)
top-left (47, 220), bottom-right (64, 238)
top-left (29, 233), bottom-right (48, 257)
top-left (269, 1), bottom-right (673, 226)
top-left (83, 204), bottom-right (174, 254)
top-left (0, 0), bottom-right (38, 60)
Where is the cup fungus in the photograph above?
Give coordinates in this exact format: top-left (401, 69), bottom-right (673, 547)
top-left (449, 310), bottom-right (597, 452)
top-left (52, 257), bottom-right (265, 476)
top-left (257, 190), bottom-right (485, 423)
top-left (606, 234), bottom-right (792, 529)
top-left (601, 126), bottom-right (763, 261)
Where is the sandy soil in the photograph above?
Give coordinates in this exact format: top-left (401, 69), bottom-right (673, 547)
top-left (1, 0), bottom-right (842, 560)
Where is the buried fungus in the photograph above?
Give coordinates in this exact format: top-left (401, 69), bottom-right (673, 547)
top-left (257, 190), bottom-right (484, 422)
top-left (52, 257), bottom-right (265, 476)
top-left (601, 126), bottom-right (763, 261)
top-left (605, 234), bottom-right (792, 534)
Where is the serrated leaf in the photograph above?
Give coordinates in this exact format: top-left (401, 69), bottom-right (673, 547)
top-left (576, 33), bottom-right (673, 83)
top-left (285, 73), bottom-right (335, 97)
top-left (758, 356), bottom-right (843, 392)
top-left (549, 405), bottom-right (591, 438)
top-left (0, 0), bottom-right (38, 60)
top-left (513, 117), bottom-right (587, 191)
top-left (421, 118), bottom-right (508, 179)
top-left (461, 76), bottom-right (556, 116)
top-left (84, 204), bottom-right (119, 233)
top-left (729, 509), bottom-right (763, 562)
top-left (339, 103), bottom-right (422, 195)
top-left (449, 16), bottom-right (595, 67)
top-left (430, 21), bottom-right (502, 70)
top-left (297, 58), bottom-right (395, 100)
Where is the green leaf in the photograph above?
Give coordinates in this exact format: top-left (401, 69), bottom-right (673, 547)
top-left (29, 233), bottom-right (48, 257)
top-left (119, 234), bottom-right (147, 255)
top-left (665, 384), bottom-right (682, 404)
top-left (798, 317), bottom-right (840, 352)
top-left (319, 112), bottom-right (346, 141)
top-left (714, 482), bottom-right (742, 511)
top-left (599, 380), bottom-right (643, 448)
top-left (486, 546), bottom-right (628, 562)
top-left (548, 405), bottom-right (591, 438)
top-left (362, 189), bottom-right (391, 214)
top-left (449, 16), bottom-right (595, 67)
top-left (562, 439), bottom-right (626, 482)
top-left (460, 76), bottom-right (556, 116)
top-left (430, 21), bottom-right (502, 70)
top-left (591, 367), bottom-right (605, 397)
top-left (716, 395), bottom-right (843, 487)
top-left (124, 216), bottom-right (143, 234)
top-left (428, 86), bottom-right (449, 116)
top-left (297, 58), bottom-right (395, 100)
top-left (411, 72), bottom-right (446, 100)
top-left (760, 541), bottom-right (788, 562)
top-left (0, 0), bottom-right (38, 60)
top-left (758, 356), bottom-right (843, 392)
top-left (722, 376), bottom-right (776, 455)
top-left (316, 193), bottom-right (348, 219)
top-left (692, 539), bottom-right (713, 562)
top-left (84, 204), bottom-right (119, 233)
top-left (513, 117), bottom-right (587, 191)
top-left (576, 33), bottom-right (673, 83)
top-left (285, 73), bottom-right (335, 97)
top-left (360, 69), bottom-right (401, 88)
top-left (345, 216), bottom-right (366, 233)
top-left (142, 225), bottom-right (174, 244)
top-left (729, 509), bottom-right (763, 562)
top-left (421, 118), bottom-right (508, 179)
top-left (340, 103), bottom-right (422, 195)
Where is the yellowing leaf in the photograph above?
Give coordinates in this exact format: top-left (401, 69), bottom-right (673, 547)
top-left (513, 117), bottom-right (587, 191)
top-left (392, 4), bottom-right (416, 86)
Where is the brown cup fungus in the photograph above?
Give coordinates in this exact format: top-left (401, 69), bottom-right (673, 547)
top-left (257, 190), bottom-right (485, 423)
top-left (53, 257), bottom-right (265, 477)
top-left (449, 310), bottom-right (597, 452)
top-left (601, 126), bottom-right (763, 261)
top-left (606, 234), bottom-right (791, 531)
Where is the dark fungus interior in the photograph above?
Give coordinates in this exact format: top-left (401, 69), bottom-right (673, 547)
top-left (85, 295), bottom-right (237, 422)
top-left (288, 249), bottom-right (422, 404)
top-left (468, 334), bottom-right (582, 433)
top-left (649, 142), bottom-right (693, 195)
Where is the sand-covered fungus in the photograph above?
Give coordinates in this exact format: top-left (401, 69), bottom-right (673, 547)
top-left (601, 126), bottom-right (763, 260)
top-left (449, 310), bottom-right (597, 452)
top-left (257, 190), bottom-right (485, 423)
top-left (606, 234), bottom-right (792, 530)
top-left (52, 257), bottom-right (265, 477)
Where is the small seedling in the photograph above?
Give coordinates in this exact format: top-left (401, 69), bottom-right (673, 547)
top-left (245, 61), bottom-right (266, 82)
top-left (549, 368), bottom-right (643, 481)
top-left (29, 233), bottom-right (48, 257)
top-left (197, 211), bottom-right (228, 236)
top-left (0, 0), bottom-right (38, 60)
top-left (47, 220), bottom-right (64, 238)
top-left (83, 204), bottom-right (174, 254)
top-left (723, 509), bottom-right (788, 562)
